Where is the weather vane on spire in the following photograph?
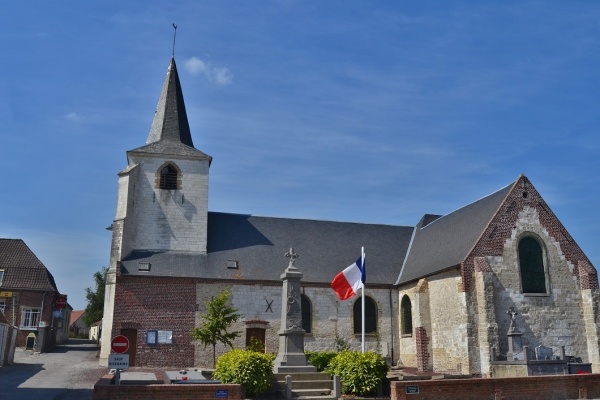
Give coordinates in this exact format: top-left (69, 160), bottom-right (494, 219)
top-left (172, 23), bottom-right (178, 58)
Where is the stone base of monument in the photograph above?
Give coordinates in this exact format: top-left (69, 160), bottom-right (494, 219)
top-left (273, 331), bottom-right (317, 373)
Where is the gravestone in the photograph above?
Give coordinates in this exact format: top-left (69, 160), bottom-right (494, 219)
top-left (272, 248), bottom-right (316, 373)
top-left (535, 345), bottom-right (553, 360)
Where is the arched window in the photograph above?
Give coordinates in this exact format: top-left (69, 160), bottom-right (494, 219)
top-left (301, 294), bottom-right (311, 334)
top-left (401, 295), bottom-right (413, 336)
top-left (353, 296), bottom-right (377, 334)
top-left (518, 236), bottom-right (547, 293)
top-left (159, 164), bottom-right (178, 190)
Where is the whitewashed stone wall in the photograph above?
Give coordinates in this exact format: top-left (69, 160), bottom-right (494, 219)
top-left (194, 282), bottom-right (398, 368)
top-left (472, 263), bottom-right (499, 377)
top-left (126, 154), bottom-right (210, 253)
top-left (427, 269), bottom-right (470, 373)
top-left (398, 283), bottom-right (418, 368)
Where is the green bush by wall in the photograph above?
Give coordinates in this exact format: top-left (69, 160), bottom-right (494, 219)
top-left (213, 349), bottom-right (274, 397)
top-left (325, 351), bottom-right (389, 396)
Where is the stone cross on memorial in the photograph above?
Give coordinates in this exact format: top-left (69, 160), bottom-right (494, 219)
top-left (272, 248), bottom-right (316, 373)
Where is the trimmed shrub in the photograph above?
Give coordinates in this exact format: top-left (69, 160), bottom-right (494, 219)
top-left (305, 350), bottom-right (337, 372)
top-left (213, 349), bottom-right (274, 396)
top-left (325, 351), bottom-right (389, 395)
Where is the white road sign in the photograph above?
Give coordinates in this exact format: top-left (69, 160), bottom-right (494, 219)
top-left (108, 354), bottom-right (129, 369)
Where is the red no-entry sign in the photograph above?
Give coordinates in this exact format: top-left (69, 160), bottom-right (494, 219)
top-left (111, 335), bottom-right (129, 354)
top-left (55, 296), bottom-right (67, 309)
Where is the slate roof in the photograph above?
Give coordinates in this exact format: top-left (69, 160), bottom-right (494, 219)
top-left (0, 239), bottom-right (59, 291)
top-left (128, 58), bottom-right (212, 162)
top-left (121, 212), bottom-right (414, 285)
top-left (396, 180), bottom-right (515, 285)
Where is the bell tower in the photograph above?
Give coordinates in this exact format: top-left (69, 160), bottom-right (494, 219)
top-left (100, 58), bottom-right (211, 364)
top-left (121, 57), bottom-right (212, 255)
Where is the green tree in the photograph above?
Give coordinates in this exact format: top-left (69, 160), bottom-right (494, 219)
top-left (83, 267), bottom-right (107, 326)
top-left (192, 288), bottom-right (242, 367)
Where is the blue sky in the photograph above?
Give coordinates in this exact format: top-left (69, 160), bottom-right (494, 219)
top-left (1, 1), bottom-right (599, 310)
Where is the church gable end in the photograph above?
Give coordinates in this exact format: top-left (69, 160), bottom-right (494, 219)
top-left (463, 175), bottom-right (597, 292)
top-left (464, 175), bottom-right (600, 373)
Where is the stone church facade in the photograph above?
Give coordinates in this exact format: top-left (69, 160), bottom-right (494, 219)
top-left (100, 57), bottom-right (600, 376)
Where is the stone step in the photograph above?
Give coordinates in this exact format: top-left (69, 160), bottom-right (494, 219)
top-left (273, 372), bottom-right (332, 381)
top-left (277, 388), bottom-right (336, 400)
top-left (272, 379), bottom-right (334, 391)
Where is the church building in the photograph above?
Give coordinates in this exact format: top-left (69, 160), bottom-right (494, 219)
top-left (100, 57), bottom-right (600, 376)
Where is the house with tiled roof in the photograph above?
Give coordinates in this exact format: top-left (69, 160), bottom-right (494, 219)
top-left (100, 57), bottom-right (600, 376)
top-left (0, 239), bottom-right (70, 352)
top-left (69, 310), bottom-right (88, 337)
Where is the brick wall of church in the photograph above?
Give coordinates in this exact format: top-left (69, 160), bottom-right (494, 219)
top-left (113, 275), bottom-right (197, 367)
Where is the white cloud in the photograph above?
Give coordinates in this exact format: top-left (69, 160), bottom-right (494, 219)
top-left (214, 67), bottom-right (233, 85)
top-left (184, 57), bottom-right (233, 85)
top-left (185, 57), bottom-right (208, 75)
top-left (64, 112), bottom-right (81, 121)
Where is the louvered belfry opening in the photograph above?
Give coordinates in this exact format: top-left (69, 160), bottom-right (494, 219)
top-left (160, 164), bottom-right (178, 190)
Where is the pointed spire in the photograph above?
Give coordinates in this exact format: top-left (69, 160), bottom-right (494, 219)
top-left (146, 58), bottom-right (194, 148)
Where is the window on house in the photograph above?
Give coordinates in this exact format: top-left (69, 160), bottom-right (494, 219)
top-left (159, 164), bottom-right (178, 190)
top-left (353, 296), bottom-right (377, 334)
top-left (401, 295), bottom-right (413, 336)
top-left (0, 269), bottom-right (4, 285)
top-left (301, 294), bottom-right (311, 334)
top-left (0, 301), bottom-right (5, 313)
top-left (22, 308), bottom-right (41, 328)
top-left (519, 236), bottom-right (547, 293)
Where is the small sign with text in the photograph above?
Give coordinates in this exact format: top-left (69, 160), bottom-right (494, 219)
top-left (108, 354), bottom-right (130, 369)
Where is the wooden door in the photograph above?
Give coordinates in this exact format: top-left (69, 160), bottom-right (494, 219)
top-left (246, 328), bottom-right (266, 353)
top-left (120, 328), bottom-right (137, 366)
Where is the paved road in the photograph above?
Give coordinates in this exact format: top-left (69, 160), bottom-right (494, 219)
top-left (0, 338), bottom-right (107, 400)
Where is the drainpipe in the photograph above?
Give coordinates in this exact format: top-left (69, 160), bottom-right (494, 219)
top-left (39, 291), bottom-right (47, 352)
top-left (389, 287), bottom-right (394, 365)
top-left (40, 291), bottom-right (47, 324)
top-left (12, 293), bottom-right (16, 327)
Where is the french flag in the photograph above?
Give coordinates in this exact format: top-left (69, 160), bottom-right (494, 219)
top-left (331, 255), bottom-right (366, 301)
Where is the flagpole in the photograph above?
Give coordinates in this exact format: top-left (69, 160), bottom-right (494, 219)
top-left (361, 246), bottom-right (365, 353)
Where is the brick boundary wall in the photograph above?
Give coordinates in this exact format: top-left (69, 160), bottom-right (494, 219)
top-left (93, 374), bottom-right (245, 400)
top-left (391, 374), bottom-right (600, 400)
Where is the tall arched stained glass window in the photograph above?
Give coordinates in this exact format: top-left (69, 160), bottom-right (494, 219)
top-left (401, 295), bottom-right (413, 336)
top-left (301, 294), bottom-right (312, 334)
top-left (518, 236), bottom-right (546, 293)
top-left (353, 296), bottom-right (377, 334)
